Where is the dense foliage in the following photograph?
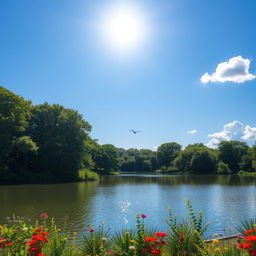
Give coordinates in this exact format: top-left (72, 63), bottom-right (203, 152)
top-left (1, 86), bottom-right (256, 184)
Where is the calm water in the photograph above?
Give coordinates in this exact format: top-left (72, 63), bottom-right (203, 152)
top-left (1, 174), bottom-right (256, 238)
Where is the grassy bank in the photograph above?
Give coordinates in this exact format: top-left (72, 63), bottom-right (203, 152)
top-left (238, 170), bottom-right (256, 177)
top-left (78, 169), bottom-right (100, 181)
top-left (0, 201), bottom-right (255, 256)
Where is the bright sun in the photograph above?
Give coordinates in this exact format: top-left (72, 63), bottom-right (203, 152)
top-left (103, 6), bottom-right (145, 51)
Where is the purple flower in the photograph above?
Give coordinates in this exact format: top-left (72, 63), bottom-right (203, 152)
top-left (141, 214), bottom-right (147, 219)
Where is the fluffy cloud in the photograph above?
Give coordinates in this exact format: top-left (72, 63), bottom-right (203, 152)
top-left (241, 125), bottom-right (256, 140)
top-left (187, 129), bottom-right (197, 134)
top-left (201, 56), bottom-right (256, 84)
top-left (205, 121), bottom-right (256, 148)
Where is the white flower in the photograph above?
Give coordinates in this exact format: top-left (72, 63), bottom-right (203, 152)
top-left (129, 246), bottom-right (136, 250)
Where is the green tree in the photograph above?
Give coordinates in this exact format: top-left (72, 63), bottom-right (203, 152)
top-left (218, 141), bottom-right (249, 173)
top-left (156, 142), bottom-right (181, 168)
top-left (0, 86), bottom-right (32, 171)
top-left (92, 144), bottom-right (120, 173)
top-left (174, 144), bottom-right (217, 173)
top-left (27, 103), bottom-right (92, 182)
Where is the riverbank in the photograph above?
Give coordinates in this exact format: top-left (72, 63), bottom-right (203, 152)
top-left (0, 210), bottom-right (253, 256)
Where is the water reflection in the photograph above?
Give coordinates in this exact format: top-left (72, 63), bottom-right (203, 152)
top-left (0, 175), bottom-right (255, 238)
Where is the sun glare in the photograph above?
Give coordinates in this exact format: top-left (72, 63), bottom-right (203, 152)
top-left (103, 5), bottom-right (145, 51)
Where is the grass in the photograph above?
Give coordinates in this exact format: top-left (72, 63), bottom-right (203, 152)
top-left (78, 169), bottom-right (99, 181)
top-left (238, 170), bottom-right (256, 176)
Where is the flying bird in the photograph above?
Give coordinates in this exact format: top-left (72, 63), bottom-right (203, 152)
top-left (129, 129), bottom-right (141, 134)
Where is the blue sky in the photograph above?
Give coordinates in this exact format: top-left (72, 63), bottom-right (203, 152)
top-left (1, 0), bottom-right (256, 149)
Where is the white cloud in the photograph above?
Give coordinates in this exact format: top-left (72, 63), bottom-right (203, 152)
top-left (187, 129), bottom-right (197, 134)
top-left (201, 56), bottom-right (256, 84)
top-left (241, 125), bottom-right (256, 140)
top-left (206, 121), bottom-right (245, 148)
top-left (152, 146), bottom-right (158, 151)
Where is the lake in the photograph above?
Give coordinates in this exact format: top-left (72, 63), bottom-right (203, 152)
top-left (0, 174), bottom-right (256, 238)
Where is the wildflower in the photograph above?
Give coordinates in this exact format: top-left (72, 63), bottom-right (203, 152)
top-left (130, 239), bottom-right (135, 243)
top-left (40, 232), bottom-right (49, 236)
top-left (224, 247), bottom-right (228, 251)
top-left (151, 249), bottom-right (161, 254)
top-left (40, 213), bottom-right (48, 219)
top-left (214, 247), bottom-right (221, 252)
top-left (106, 251), bottom-right (113, 255)
top-left (125, 232), bottom-right (130, 235)
top-left (213, 239), bottom-right (219, 244)
top-left (22, 227), bottom-right (28, 231)
top-left (238, 242), bottom-right (244, 249)
top-left (243, 242), bottom-right (252, 249)
top-left (144, 237), bottom-right (158, 242)
top-left (73, 232), bottom-right (78, 235)
top-left (129, 246), bottom-right (136, 250)
top-left (142, 249), bottom-right (148, 253)
top-left (89, 229), bottom-right (94, 233)
top-left (102, 237), bottom-right (107, 241)
top-left (237, 235), bottom-right (243, 239)
top-left (57, 228), bottom-right (61, 232)
top-left (6, 241), bottom-right (12, 246)
top-left (141, 214), bottom-right (147, 219)
top-left (154, 232), bottom-right (168, 237)
top-left (245, 230), bottom-right (253, 234)
top-left (161, 241), bottom-right (167, 246)
top-left (179, 233), bottom-right (185, 237)
top-left (214, 233), bottom-right (219, 236)
top-left (245, 236), bottom-right (256, 242)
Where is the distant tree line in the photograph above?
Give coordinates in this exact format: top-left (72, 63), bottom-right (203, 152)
top-left (1, 86), bottom-right (256, 184)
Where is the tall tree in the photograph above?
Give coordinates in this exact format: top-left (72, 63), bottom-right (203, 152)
top-left (218, 141), bottom-right (249, 173)
top-left (157, 142), bottom-right (181, 167)
top-left (26, 103), bottom-right (92, 182)
top-left (0, 86), bottom-right (32, 170)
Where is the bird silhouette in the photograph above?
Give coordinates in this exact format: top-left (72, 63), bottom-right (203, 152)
top-left (129, 129), bottom-right (141, 134)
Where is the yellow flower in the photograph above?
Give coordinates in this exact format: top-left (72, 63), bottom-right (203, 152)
top-left (130, 240), bottom-right (135, 243)
top-left (212, 239), bottom-right (219, 244)
top-left (125, 232), bottom-right (130, 235)
top-left (73, 232), bottom-right (78, 235)
top-left (214, 247), bottom-right (221, 252)
top-left (214, 233), bottom-right (219, 236)
top-left (57, 228), bottom-right (61, 232)
top-left (224, 247), bottom-right (228, 251)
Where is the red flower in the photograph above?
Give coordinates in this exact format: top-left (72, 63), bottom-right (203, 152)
top-left (32, 235), bottom-right (46, 241)
top-left (37, 253), bottom-right (45, 256)
top-left (245, 236), bottom-right (256, 242)
top-left (40, 232), bottom-right (49, 236)
top-left (161, 241), bottom-right (168, 246)
top-left (144, 237), bottom-right (158, 242)
top-left (89, 229), bottom-right (94, 233)
top-left (28, 240), bottom-right (37, 246)
top-left (154, 232), bottom-right (168, 237)
top-left (6, 241), bottom-right (12, 246)
top-left (141, 214), bottom-right (147, 219)
top-left (151, 249), bottom-right (161, 254)
top-left (179, 233), bottom-right (185, 237)
top-left (244, 242), bottom-right (253, 249)
top-left (238, 242), bottom-right (244, 249)
top-left (249, 249), bottom-right (256, 256)
top-left (40, 213), bottom-right (48, 219)
top-left (142, 249), bottom-right (148, 254)
top-left (245, 230), bottom-right (253, 234)
top-left (34, 228), bottom-right (42, 233)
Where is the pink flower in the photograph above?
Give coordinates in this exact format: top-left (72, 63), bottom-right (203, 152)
top-left (141, 214), bottom-right (147, 219)
top-left (40, 213), bottom-right (48, 219)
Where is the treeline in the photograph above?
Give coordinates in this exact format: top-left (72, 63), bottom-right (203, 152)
top-left (1, 86), bottom-right (256, 184)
